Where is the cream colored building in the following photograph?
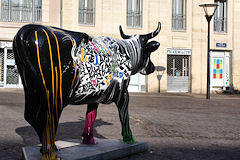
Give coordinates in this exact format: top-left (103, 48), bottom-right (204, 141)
top-left (0, 0), bottom-right (239, 94)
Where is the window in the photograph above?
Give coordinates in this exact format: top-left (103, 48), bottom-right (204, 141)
top-left (79, 0), bottom-right (95, 25)
top-left (1, 0), bottom-right (42, 22)
top-left (214, 0), bottom-right (227, 33)
top-left (127, 0), bottom-right (142, 28)
top-left (172, 0), bottom-right (186, 31)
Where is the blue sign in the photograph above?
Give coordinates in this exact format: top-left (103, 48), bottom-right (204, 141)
top-left (216, 43), bottom-right (227, 48)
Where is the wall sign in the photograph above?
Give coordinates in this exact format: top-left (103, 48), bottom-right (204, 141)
top-left (167, 48), bottom-right (191, 55)
top-left (216, 43), bottom-right (227, 48)
top-left (0, 41), bottom-right (12, 48)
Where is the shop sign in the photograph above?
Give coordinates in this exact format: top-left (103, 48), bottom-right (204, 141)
top-left (0, 41), bottom-right (12, 48)
top-left (167, 48), bottom-right (191, 55)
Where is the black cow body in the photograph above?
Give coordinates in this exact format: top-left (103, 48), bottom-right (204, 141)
top-left (13, 23), bottom-right (161, 159)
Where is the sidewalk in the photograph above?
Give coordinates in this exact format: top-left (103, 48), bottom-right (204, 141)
top-left (0, 89), bottom-right (240, 160)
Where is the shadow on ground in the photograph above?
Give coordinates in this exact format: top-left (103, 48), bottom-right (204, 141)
top-left (15, 118), bottom-right (113, 146)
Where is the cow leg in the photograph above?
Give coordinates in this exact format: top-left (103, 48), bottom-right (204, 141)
top-left (39, 92), bottom-right (62, 159)
top-left (24, 91), bottom-right (60, 159)
top-left (116, 91), bottom-right (135, 143)
top-left (82, 103), bottom-right (98, 144)
top-left (40, 107), bottom-right (62, 160)
top-left (41, 117), bottom-right (57, 160)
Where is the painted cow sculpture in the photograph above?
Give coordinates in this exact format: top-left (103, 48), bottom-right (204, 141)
top-left (13, 22), bottom-right (161, 159)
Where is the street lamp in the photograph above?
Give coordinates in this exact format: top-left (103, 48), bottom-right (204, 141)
top-left (155, 66), bottom-right (166, 93)
top-left (199, 3), bottom-right (218, 99)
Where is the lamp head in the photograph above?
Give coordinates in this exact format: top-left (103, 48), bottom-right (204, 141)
top-left (199, 3), bottom-right (218, 17)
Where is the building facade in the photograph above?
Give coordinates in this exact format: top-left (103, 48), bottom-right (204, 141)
top-left (0, 0), bottom-right (239, 94)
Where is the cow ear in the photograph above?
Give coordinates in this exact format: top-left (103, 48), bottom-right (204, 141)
top-left (144, 41), bottom-right (160, 53)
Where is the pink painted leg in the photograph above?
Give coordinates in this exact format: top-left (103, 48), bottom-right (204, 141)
top-left (82, 109), bottom-right (97, 144)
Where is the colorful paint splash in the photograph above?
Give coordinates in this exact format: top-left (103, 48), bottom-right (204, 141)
top-left (213, 59), bottom-right (223, 79)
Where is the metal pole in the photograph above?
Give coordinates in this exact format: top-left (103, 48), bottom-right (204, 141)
top-left (158, 79), bottom-right (160, 93)
top-left (205, 15), bottom-right (213, 99)
top-left (199, 4), bottom-right (218, 100)
top-left (206, 18), bottom-right (210, 99)
top-left (157, 75), bottom-right (162, 93)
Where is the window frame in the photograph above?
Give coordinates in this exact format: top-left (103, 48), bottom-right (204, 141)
top-left (78, 0), bottom-right (95, 25)
top-left (0, 0), bottom-right (42, 22)
top-left (214, 0), bottom-right (227, 33)
top-left (126, 0), bottom-right (142, 28)
top-left (172, 0), bottom-right (186, 31)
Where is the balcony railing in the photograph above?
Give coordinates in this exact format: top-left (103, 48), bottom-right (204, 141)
top-left (127, 10), bottom-right (142, 28)
top-left (78, 8), bottom-right (94, 25)
top-left (214, 17), bottom-right (227, 33)
top-left (1, 3), bottom-right (41, 22)
top-left (172, 14), bottom-right (186, 31)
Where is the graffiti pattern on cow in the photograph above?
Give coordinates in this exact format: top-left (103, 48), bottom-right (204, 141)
top-left (71, 37), bottom-right (131, 95)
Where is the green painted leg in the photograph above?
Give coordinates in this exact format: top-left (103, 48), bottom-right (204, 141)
top-left (122, 114), bottom-right (135, 143)
top-left (123, 130), bottom-right (135, 143)
top-left (116, 91), bottom-right (136, 144)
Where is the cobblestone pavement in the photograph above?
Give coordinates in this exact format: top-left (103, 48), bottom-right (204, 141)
top-left (0, 89), bottom-right (240, 160)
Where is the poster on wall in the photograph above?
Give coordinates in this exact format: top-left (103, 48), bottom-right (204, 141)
top-left (210, 51), bottom-right (230, 88)
top-left (212, 58), bottom-right (224, 86)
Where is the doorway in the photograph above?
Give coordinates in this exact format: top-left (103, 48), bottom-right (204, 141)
top-left (210, 51), bottom-right (230, 90)
top-left (167, 54), bottom-right (191, 92)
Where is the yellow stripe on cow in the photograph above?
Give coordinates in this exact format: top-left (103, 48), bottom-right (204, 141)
top-left (35, 31), bottom-right (52, 153)
top-left (103, 44), bottom-right (111, 55)
top-left (55, 67), bottom-right (59, 120)
top-left (81, 48), bottom-right (87, 61)
top-left (42, 29), bottom-right (55, 110)
top-left (72, 60), bottom-right (77, 87)
top-left (51, 31), bottom-right (63, 110)
top-left (48, 26), bottom-right (74, 46)
top-left (35, 31), bottom-right (48, 93)
top-left (47, 27), bottom-right (76, 90)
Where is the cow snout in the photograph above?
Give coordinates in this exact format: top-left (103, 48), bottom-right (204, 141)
top-left (144, 41), bottom-right (160, 53)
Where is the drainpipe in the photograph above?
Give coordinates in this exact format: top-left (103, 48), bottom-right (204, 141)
top-left (60, 0), bottom-right (63, 28)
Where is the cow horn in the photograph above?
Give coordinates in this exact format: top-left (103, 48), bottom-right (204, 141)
top-left (142, 22), bottom-right (161, 40)
top-left (119, 25), bottom-right (131, 39)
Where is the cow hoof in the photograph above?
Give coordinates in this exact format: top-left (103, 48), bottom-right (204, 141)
top-left (82, 137), bottom-right (97, 145)
top-left (89, 138), bottom-right (97, 144)
top-left (41, 152), bottom-right (59, 160)
top-left (55, 145), bottom-right (60, 152)
top-left (123, 136), bottom-right (135, 144)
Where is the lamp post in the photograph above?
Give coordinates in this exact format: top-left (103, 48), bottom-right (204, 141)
top-left (199, 3), bottom-right (218, 99)
top-left (155, 66), bottom-right (166, 93)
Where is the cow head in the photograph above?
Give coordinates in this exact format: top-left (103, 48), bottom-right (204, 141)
top-left (119, 22), bottom-right (161, 75)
